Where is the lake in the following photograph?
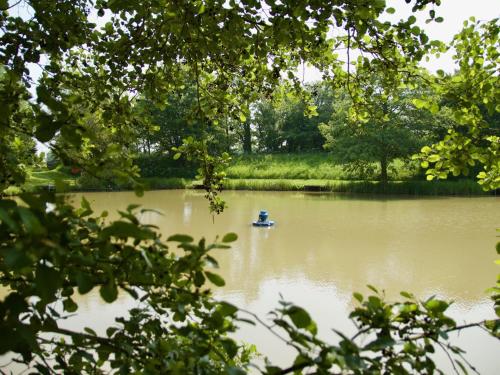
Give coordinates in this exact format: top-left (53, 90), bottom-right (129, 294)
top-left (8, 189), bottom-right (500, 373)
top-left (63, 190), bottom-right (500, 373)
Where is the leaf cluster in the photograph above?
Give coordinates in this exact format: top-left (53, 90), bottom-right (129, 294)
top-left (0, 192), bottom-right (246, 373)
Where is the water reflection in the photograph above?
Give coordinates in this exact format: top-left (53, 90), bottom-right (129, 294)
top-left (63, 190), bottom-right (500, 373)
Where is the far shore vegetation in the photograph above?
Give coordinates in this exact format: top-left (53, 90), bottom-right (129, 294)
top-left (10, 152), bottom-right (493, 196)
top-left (19, 76), bottom-right (497, 198)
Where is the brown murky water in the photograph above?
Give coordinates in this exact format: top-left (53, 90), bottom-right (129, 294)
top-left (4, 190), bottom-right (500, 373)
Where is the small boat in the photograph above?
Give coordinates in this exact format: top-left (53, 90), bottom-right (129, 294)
top-left (252, 210), bottom-right (275, 227)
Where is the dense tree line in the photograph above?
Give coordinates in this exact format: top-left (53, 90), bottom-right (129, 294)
top-left (132, 80), bottom-right (459, 182)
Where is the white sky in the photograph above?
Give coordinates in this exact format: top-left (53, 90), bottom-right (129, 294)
top-left (304, 0), bottom-right (500, 81)
top-left (389, 0), bottom-right (499, 72)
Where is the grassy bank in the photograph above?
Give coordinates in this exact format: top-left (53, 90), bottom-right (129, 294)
top-left (3, 169), bottom-right (189, 195)
top-left (223, 179), bottom-right (490, 196)
top-left (226, 153), bottom-right (417, 180)
top-left (3, 169), bottom-right (78, 195)
top-left (7, 159), bottom-right (491, 197)
top-left (227, 153), bottom-right (346, 179)
top-left (223, 154), bottom-right (491, 195)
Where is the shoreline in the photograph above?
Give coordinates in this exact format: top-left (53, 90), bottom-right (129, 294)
top-left (7, 178), bottom-right (495, 197)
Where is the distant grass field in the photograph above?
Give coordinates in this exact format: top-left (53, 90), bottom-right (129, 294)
top-left (226, 153), bottom-right (417, 180)
top-left (227, 153), bottom-right (346, 179)
top-left (3, 168), bottom-right (188, 195)
top-left (3, 169), bottom-right (78, 195)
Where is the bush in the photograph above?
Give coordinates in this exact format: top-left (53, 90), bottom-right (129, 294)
top-left (135, 154), bottom-right (197, 178)
top-left (76, 170), bottom-right (133, 191)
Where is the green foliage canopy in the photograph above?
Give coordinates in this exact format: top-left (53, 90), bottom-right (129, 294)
top-left (415, 18), bottom-right (499, 190)
top-left (319, 85), bottom-right (440, 182)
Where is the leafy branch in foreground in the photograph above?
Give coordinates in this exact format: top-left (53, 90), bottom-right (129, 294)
top-left (415, 18), bottom-right (499, 190)
top-left (1, 192), bottom-right (499, 374)
top-left (0, 194), bottom-right (247, 373)
top-left (247, 288), bottom-right (492, 375)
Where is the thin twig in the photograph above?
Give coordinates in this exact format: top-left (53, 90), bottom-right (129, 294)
top-left (435, 340), bottom-right (460, 375)
top-left (237, 307), bottom-right (303, 352)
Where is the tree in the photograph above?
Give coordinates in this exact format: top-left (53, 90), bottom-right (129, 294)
top-left (277, 86), bottom-right (326, 152)
top-left (319, 86), bottom-right (439, 182)
top-left (0, 69), bottom-right (41, 191)
top-left (0, 1), bottom-right (498, 374)
top-left (134, 88), bottom-right (204, 155)
top-left (254, 98), bottom-right (283, 152)
top-left (135, 83), bottom-right (239, 156)
top-left (415, 18), bottom-right (499, 190)
top-left (253, 82), bottom-right (335, 153)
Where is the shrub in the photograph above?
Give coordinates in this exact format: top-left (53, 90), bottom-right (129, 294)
top-left (135, 154), bottom-right (197, 178)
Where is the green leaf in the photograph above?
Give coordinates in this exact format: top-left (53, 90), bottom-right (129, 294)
top-left (226, 367), bottom-right (246, 375)
top-left (63, 298), bottom-right (78, 313)
top-left (435, 17), bottom-right (444, 23)
top-left (35, 116), bottom-right (62, 143)
top-left (4, 248), bottom-right (32, 269)
top-left (412, 98), bottom-right (427, 109)
top-left (18, 207), bottom-right (46, 236)
top-left (106, 327), bottom-right (119, 337)
top-left (173, 152), bottom-right (182, 160)
top-left (101, 221), bottom-right (154, 240)
top-left (428, 154), bottom-right (440, 162)
top-left (205, 271), bottom-right (225, 286)
top-left (429, 103), bottom-right (439, 114)
top-left (194, 271), bottom-right (206, 287)
top-left (239, 113), bottom-right (247, 122)
top-left (167, 234), bottom-right (194, 243)
top-left (218, 301), bottom-right (238, 316)
top-left (353, 292), bottom-right (363, 303)
top-left (80, 196), bottom-right (93, 216)
top-left (287, 306), bottom-right (312, 330)
top-left (425, 299), bottom-right (449, 313)
top-left (221, 338), bottom-right (238, 359)
top-left (100, 279), bottom-right (118, 303)
top-left (364, 336), bottom-right (396, 351)
top-left (386, 7), bottom-right (395, 14)
top-left (35, 265), bottom-right (62, 302)
top-left (400, 291), bottom-right (414, 299)
top-left (366, 284), bottom-right (379, 294)
top-left (222, 232), bottom-right (238, 243)
top-left (421, 146), bottom-right (432, 154)
top-left (76, 272), bottom-right (94, 294)
top-left (0, 207), bottom-right (19, 231)
top-left (104, 21), bottom-right (113, 33)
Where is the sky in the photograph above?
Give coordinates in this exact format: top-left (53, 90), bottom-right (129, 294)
top-left (304, 0), bottom-right (500, 81)
top-left (388, 0), bottom-right (499, 72)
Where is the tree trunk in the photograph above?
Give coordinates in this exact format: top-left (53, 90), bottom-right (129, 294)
top-left (380, 156), bottom-right (388, 184)
top-left (243, 121), bottom-right (252, 153)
